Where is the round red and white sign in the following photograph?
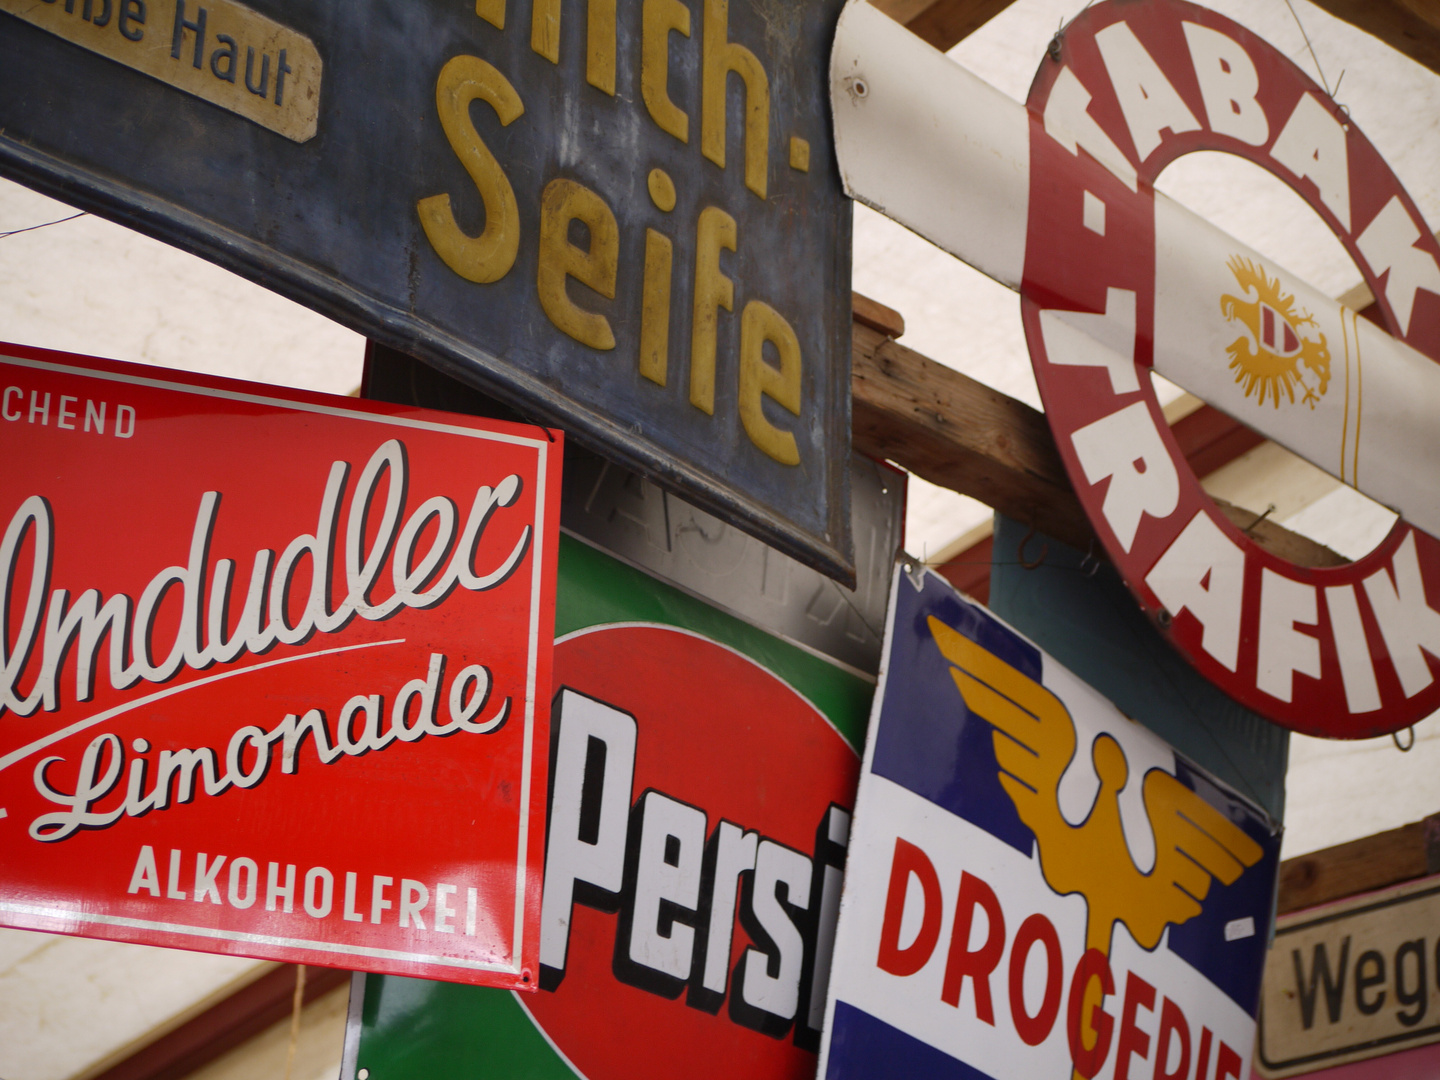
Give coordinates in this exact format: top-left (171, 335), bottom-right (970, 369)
top-left (523, 624), bottom-right (859, 1079)
top-left (1023, 0), bottom-right (1440, 737)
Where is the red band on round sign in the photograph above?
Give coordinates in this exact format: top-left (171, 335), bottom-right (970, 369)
top-left (523, 624), bottom-right (858, 1080)
top-left (1022, 0), bottom-right (1440, 736)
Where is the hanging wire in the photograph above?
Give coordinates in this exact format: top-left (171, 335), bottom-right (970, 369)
top-left (0, 211), bottom-right (87, 240)
top-left (1017, 523), bottom-right (1049, 570)
top-left (283, 964), bottom-right (307, 1080)
top-left (1281, 0), bottom-right (1335, 97)
top-left (1393, 726), bottom-right (1416, 752)
top-left (516, 409), bottom-right (557, 441)
top-left (1245, 504), bottom-right (1278, 535)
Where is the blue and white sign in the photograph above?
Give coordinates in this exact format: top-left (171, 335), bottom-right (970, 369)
top-left (818, 565), bottom-right (1282, 1080)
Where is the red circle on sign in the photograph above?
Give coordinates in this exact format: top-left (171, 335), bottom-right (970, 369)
top-left (1022, 0), bottom-right (1440, 736)
top-left (522, 624), bottom-right (859, 1080)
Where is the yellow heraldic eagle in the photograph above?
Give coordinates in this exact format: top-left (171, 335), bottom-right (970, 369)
top-left (1220, 256), bottom-right (1331, 409)
top-left (926, 616), bottom-right (1264, 959)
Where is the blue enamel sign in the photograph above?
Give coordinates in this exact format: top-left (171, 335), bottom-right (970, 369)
top-left (0, 0), bottom-right (853, 580)
top-left (819, 564), bottom-right (1282, 1080)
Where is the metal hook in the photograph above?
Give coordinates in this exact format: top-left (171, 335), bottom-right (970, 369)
top-left (1080, 539), bottom-right (1102, 578)
top-left (1393, 726), bottom-right (1416, 752)
top-left (901, 557), bottom-right (927, 592)
top-left (521, 415), bottom-right (557, 441)
top-left (1018, 523), bottom-right (1049, 570)
top-left (1048, 2), bottom-right (1092, 62)
top-left (1245, 504), bottom-right (1278, 535)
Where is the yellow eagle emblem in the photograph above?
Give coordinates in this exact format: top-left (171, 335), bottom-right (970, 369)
top-left (1220, 256), bottom-right (1330, 408)
top-left (926, 616), bottom-right (1263, 960)
top-left (927, 617), bottom-right (1265, 1075)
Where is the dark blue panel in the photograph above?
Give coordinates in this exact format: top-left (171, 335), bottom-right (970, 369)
top-left (988, 514), bottom-right (1289, 821)
top-left (1163, 759), bottom-right (1281, 1017)
top-left (826, 1000), bottom-right (997, 1080)
top-left (870, 572), bottom-right (1038, 855)
top-left (987, 516), bottom-right (1284, 1016)
top-left (0, 0), bottom-right (853, 579)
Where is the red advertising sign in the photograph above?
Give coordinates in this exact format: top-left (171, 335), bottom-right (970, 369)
top-left (528, 624), bottom-right (860, 1077)
top-left (1022, 0), bottom-right (1440, 737)
top-left (0, 342), bottom-right (560, 988)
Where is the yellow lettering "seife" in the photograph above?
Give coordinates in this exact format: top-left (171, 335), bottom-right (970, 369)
top-left (415, 0), bottom-right (807, 468)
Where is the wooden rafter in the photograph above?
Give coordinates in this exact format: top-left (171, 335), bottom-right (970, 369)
top-left (866, 0), bottom-right (1018, 51)
top-left (1308, 0), bottom-right (1440, 79)
top-left (850, 317), bottom-right (1348, 568)
top-left (866, 0), bottom-right (1440, 81)
top-left (1277, 811), bottom-right (1440, 914)
top-left (92, 965), bottom-right (350, 1080)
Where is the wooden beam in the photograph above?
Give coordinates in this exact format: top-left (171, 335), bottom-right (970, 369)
top-left (927, 402), bottom-right (1306, 577)
top-left (852, 321), bottom-right (1097, 548)
top-left (869, 0), bottom-right (1440, 94)
top-left (868, 0), bottom-right (1440, 117)
top-left (1222, 499), bottom-right (1348, 568)
top-left (1308, 0), bottom-right (1440, 80)
top-left (851, 290), bottom-right (905, 339)
top-left (1170, 402), bottom-right (1266, 479)
top-left (851, 319), bottom-right (1349, 568)
top-left (866, 0), bottom-right (1017, 52)
top-left (1277, 811), bottom-right (1440, 915)
top-left (91, 964), bottom-right (351, 1080)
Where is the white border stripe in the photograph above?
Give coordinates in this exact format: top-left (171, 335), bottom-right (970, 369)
top-left (512, 991), bottom-right (588, 1079)
top-left (0, 354), bottom-right (549, 449)
top-left (1, 352), bottom-right (557, 978)
top-left (511, 435), bottom-right (550, 975)
top-left (339, 973), bottom-right (367, 1080)
top-left (555, 622), bottom-right (863, 757)
top-left (0, 900), bottom-right (520, 973)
